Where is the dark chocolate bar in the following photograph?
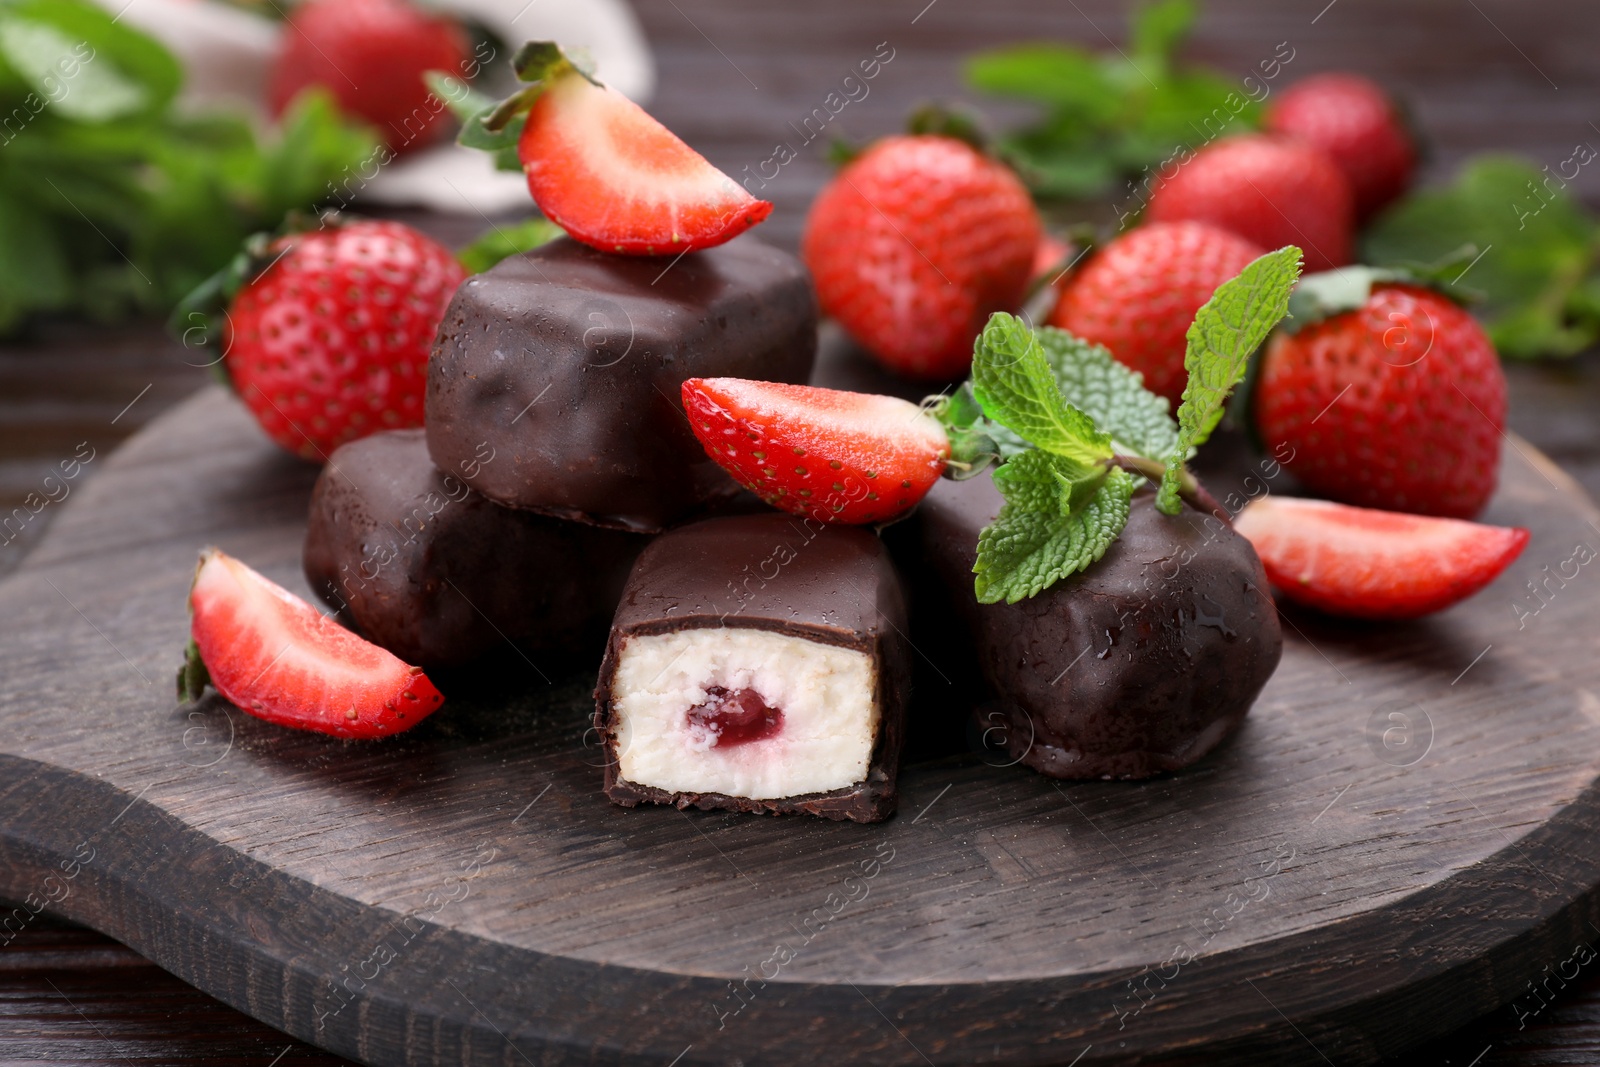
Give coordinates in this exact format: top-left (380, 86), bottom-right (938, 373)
top-left (304, 429), bottom-right (647, 670)
top-left (426, 235), bottom-right (817, 532)
top-left (595, 514), bottom-right (909, 822)
top-left (916, 474), bottom-right (1282, 779)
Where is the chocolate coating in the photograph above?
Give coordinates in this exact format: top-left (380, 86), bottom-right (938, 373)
top-left (304, 429), bottom-right (647, 670)
top-left (426, 235), bottom-right (817, 532)
top-left (916, 474), bottom-right (1282, 779)
top-left (596, 514), bottom-right (910, 822)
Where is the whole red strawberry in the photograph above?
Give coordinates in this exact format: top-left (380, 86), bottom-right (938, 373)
top-left (1048, 221), bottom-right (1266, 406)
top-left (1146, 134), bottom-right (1353, 273)
top-left (1255, 282), bottom-right (1506, 519)
top-left (802, 135), bottom-right (1042, 381)
top-left (223, 219), bottom-right (465, 461)
top-left (268, 0), bottom-right (468, 154)
top-left (1265, 73), bottom-right (1416, 222)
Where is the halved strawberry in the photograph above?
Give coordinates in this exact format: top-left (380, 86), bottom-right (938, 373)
top-left (181, 548), bottom-right (442, 738)
top-left (1233, 496), bottom-right (1529, 620)
top-left (682, 378), bottom-right (949, 525)
top-left (479, 43), bottom-right (770, 255)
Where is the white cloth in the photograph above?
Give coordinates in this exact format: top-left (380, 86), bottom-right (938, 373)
top-left (95, 0), bottom-right (655, 215)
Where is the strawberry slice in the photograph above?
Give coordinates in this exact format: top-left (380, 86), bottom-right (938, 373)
top-left (517, 58), bottom-right (771, 255)
top-left (181, 548), bottom-right (443, 738)
top-left (682, 378), bottom-right (949, 525)
top-left (1233, 496), bottom-right (1529, 620)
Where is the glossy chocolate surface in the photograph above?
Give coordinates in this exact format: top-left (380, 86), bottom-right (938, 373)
top-left (304, 429), bottom-right (647, 671)
top-left (915, 474), bottom-right (1282, 779)
top-left (426, 236), bottom-right (817, 532)
top-left (596, 514), bottom-right (910, 821)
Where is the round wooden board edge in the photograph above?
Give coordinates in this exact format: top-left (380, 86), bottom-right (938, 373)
top-left (4, 391), bottom-right (1600, 1065)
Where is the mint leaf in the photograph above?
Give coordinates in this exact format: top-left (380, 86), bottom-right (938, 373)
top-left (976, 458), bottom-right (1133, 604)
top-left (1362, 154), bottom-right (1600, 359)
top-left (0, 19), bottom-right (146, 121)
top-left (964, 1), bottom-right (1262, 201)
top-left (1159, 245), bottom-right (1302, 513)
top-left (945, 327), bottom-right (1178, 468)
top-left (458, 217), bottom-right (563, 275)
top-left (1131, 0), bottom-right (1196, 68)
top-left (1036, 328), bottom-right (1178, 458)
top-left (971, 312), bottom-right (1113, 467)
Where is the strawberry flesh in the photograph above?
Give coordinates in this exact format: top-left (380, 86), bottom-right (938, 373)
top-left (1233, 496), bottom-right (1529, 620)
top-left (519, 72), bottom-right (772, 255)
top-left (682, 378), bottom-right (949, 525)
top-left (188, 548), bottom-right (443, 738)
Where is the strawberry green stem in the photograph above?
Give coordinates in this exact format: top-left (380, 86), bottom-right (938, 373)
top-left (1109, 455), bottom-right (1230, 525)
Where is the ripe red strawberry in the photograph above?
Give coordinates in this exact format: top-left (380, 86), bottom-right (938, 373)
top-left (1255, 281), bottom-right (1506, 519)
top-left (682, 378), bottom-right (949, 524)
top-left (182, 548), bottom-right (443, 738)
top-left (1032, 233), bottom-right (1072, 284)
top-left (1146, 134), bottom-right (1353, 273)
top-left (802, 135), bottom-right (1042, 381)
top-left (221, 219), bottom-right (465, 461)
top-left (1048, 221), bottom-right (1266, 406)
top-left (1234, 496), bottom-right (1528, 620)
top-left (512, 50), bottom-right (770, 254)
top-left (267, 0), bottom-right (468, 154)
top-left (1265, 73), bottom-right (1416, 222)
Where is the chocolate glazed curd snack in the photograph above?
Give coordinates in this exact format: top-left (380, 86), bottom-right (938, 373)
top-left (594, 514), bottom-right (910, 822)
top-left (916, 475), bottom-right (1282, 778)
top-left (425, 236), bottom-right (817, 533)
top-left (304, 429), bottom-right (647, 670)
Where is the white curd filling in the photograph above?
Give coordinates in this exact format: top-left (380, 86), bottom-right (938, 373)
top-left (611, 628), bottom-right (878, 799)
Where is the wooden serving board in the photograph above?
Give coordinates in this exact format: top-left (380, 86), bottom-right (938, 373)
top-left (4, 384), bottom-right (1600, 1067)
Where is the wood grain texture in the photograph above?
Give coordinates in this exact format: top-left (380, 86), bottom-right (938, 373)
top-left (2, 376), bottom-right (1600, 1066)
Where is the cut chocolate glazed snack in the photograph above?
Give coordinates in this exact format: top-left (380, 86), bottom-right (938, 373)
top-left (917, 474), bottom-right (1282, 779)
top-left (596, 515), bottom-right (910, 822)
top-left (426, 235), bottom-right (818, 533)
top-left (304, 430), bottom-right (648, 670)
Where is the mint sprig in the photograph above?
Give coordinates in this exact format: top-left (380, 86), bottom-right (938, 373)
top-left (1158, 245), bottom-right (1302, 513)
top-left (935, 245), bottom-right (1302, 603)
top-left (970, 313), bottom-right (1113, 467)
top-left (976, 457), bottom-right (1134, 603)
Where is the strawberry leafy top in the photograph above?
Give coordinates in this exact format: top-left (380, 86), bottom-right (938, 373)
top-left (933, 245), bottom-right (1301, 604)
top-left (429, 41), bottom-right (599, 173)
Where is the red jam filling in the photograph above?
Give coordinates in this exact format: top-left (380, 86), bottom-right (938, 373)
top-left (687, 686), bottom-right (784, 747)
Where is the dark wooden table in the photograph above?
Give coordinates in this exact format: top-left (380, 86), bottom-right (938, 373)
top-left (3, 0), bottom-right (1600, 1062)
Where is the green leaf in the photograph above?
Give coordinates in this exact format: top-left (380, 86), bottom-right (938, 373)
top-left (253, 89), bottom-right (381, 222)
top-left (964, 45), bottom-right (1122, 117)
top-left (975, 459), bottom-right (1133, 604)
top-left (1035, 328), bottom-right (1178, 458)
top-left (927, 384), bottom-right (1003, 478)
top-left (458, 216), bottom-right (562, 274)
top-left (424, 71), bottom-right (497, 124)
top-left (1363, 154), bottom-right (1600, 359)
top-left (177, 637), bottom-right (211, 704)
top-left (963, 2), bottom-right (1263, 202)
top-left (1, 0), bottom-right (180, 119)
top-left (0, 187), bottom-right (72, 329)
top-left (970, 312), bottom-right (1113, 467)
top-left (0, 18), bottom-right (145, 121)
top-left (1159, 245), bottom-right (1302, 513)
top-left (1131, 0), bottom-right (1195, 65)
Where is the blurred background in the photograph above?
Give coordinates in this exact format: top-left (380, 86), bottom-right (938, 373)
top-left (2, 0), bottom-right (1598, 1062)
